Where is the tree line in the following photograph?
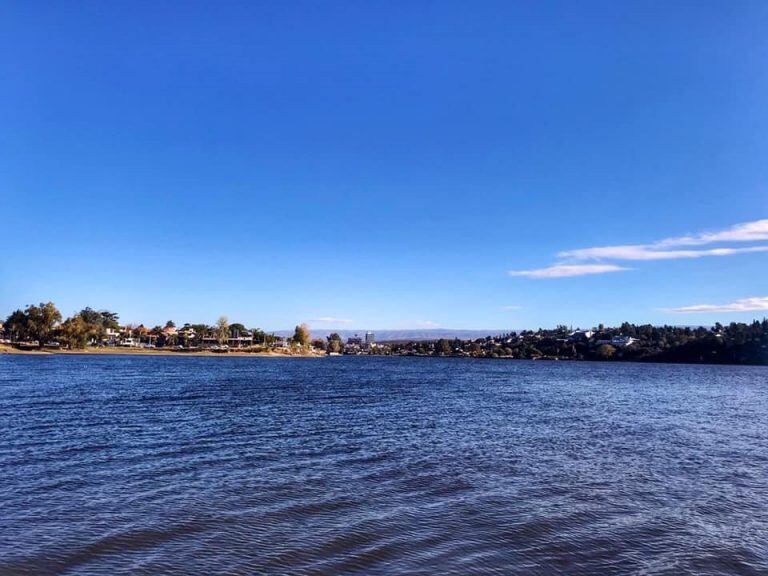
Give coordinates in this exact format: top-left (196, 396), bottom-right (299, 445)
top-left (2, 302), bottom-right (313, 350)
top-left (383, 321), bottom-right (768, 365)
top-left (3, 301), bottom-right (767, 364)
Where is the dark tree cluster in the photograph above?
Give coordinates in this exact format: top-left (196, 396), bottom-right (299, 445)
top-left (381, 321), bottom-right (768, 366)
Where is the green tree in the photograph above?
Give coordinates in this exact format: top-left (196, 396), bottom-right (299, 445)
top-left (75, 307), bottom-right (120, 342)
top-left (434, 339), bottom-right (452, 356)
top-left (78, 307), bottom-right (102, 325)
top-left (190, 324), bottom-right (210, 346)
top-left (229, 323), bottom-right (248, 336)
top-left (150, 325), bottom-right (163, 347)
top-left (327, 333), bottom-right (343, 354)
top-left (59, 316), bottom-right (97, 349)
top-left (292, 323), bottom-right (311, 347)
top-left (311, 338), bottom-right (326, 351)
top-left (100, 311), bottom-right (120, 330)
top-left (216, 316), bottom-right (229, 346)
top-left (25, 302), bottom-right (62, 347)
top-left (3, 309), bottom-right (28, 341)
top-left (251, 328), bottom-right (267, 344)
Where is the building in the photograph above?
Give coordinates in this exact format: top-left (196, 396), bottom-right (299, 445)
top-left (365, 331), bottom-right (375, 345)
top-left (103, 327), bottom-right (122, 345)
top-left (595, 335), bottom-right (636, 348)
top-left (228, 332), bottom-right (253, 348)
top-left (345, 334), bottom-right (363, 354)
top-left (201, 332), bottom-right (254, 348)
top-left (568, 330), bottom-right (594, 342)
top-left (610, 335), bottom-right (636, 347)
top-left (178, 326), bottom-right (197, 342)
top-left (162, 325), bottom-right (178, 338)
top-left (271, 338), bottom-right (289, 349)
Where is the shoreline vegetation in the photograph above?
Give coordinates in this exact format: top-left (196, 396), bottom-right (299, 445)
top-left (1, 302), bottom-right (767, 365)
top-left (0, 343), bottom-right (321, 357)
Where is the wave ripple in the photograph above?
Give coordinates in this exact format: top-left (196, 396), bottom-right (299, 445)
top-left (1, 356), bottom-right (767, 575)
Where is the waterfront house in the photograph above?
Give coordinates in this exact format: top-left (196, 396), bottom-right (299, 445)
top-left (228, 330), bottom-right (253, 348)
top-left (201, 332), bottom-right (254, 349)
top-left (568, 330), bottom-right (594, 342)
top-left (611, 335), bottom-right (637, 347)
top-left (162, 325), bottom-right (178, 337)
top-left (178, 326), bottom-right (197, 341)
top-left (103, 327), bottom-right (122, 345)
top-left (595, 335), bottom-right (637, 348)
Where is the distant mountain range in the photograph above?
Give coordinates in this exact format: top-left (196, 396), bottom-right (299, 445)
top-left (271, 328), bottom-right (516, 342)
top-left (270, 326), bottom-right (716, 342)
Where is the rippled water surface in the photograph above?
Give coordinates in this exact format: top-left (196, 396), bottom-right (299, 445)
top-left (1, 356), bottom-right (768, 575)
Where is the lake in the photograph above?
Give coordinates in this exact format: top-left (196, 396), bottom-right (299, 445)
top-left (1, 355), bottom-right (767, 575)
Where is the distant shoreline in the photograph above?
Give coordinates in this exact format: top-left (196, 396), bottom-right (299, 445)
top-left (2, 346), bottom-right (765, 367)
top-left (0, 345), bottom-right (322, 358)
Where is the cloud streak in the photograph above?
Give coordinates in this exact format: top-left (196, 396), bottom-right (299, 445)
top-left (510, 219), bottom-right (768, 279)
top-left (663, 296), bottom-right (768, 314)
top-left (657, 219), bottom-right (768, 247)
top-left (310, 316), bottom-right (353, 324)
top-left (559, 245), bottom-right (768, 261)
top-left (509, 264), bottom-right (630, 278)
top-left (561, 219), bottom-right (768, 262)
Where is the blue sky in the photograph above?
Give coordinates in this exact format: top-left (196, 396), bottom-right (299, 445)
top-left (1, 1), bottom-right (767, 331)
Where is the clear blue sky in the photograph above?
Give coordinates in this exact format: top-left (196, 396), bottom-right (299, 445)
top-left (2, 1), bottom-right (767, 331)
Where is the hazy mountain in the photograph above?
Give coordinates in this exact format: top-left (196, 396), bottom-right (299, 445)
top-left (270, 325), bottom-right (713, 342)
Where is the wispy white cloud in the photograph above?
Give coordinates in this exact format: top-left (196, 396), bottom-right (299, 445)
top-left (310, 316), bottom-right (353, 325)
top-left (500, 305), bottom-right (523, 311)
top-left (414, 320), bottom-right (442, 328)
top-left (560, 219), bottom-right (768, 262)
top-left (657, 219), bottom-right (768, 247)
top-left (662, 296), bottom-right (768, 314)
top-left (559, 245), bottom-right (768, 261)
top-left (510, 219), bottom-right (768, 279)
top-left (508, 264), bottom-right (630, 279)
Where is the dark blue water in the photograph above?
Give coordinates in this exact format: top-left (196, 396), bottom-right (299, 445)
top-left (1, 356), bottom-right (767, 575)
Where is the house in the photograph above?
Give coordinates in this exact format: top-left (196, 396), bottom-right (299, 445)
top-left (103, 327), bottom-right (122, 345)
top-left (200, 328), bottom-right (253, 348)
top-left (228, 331), bottom-right (253, 348)
top-left (132, 325), bottom-right (159, 347)
top-left (201, 335), bottom-right (224, 348)
top-left (178, 326), bottom-right (197, 341)
top-left (595, 335), bottom-right (636, 348)
top-left (568, 330), bottom-right (594, 342)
